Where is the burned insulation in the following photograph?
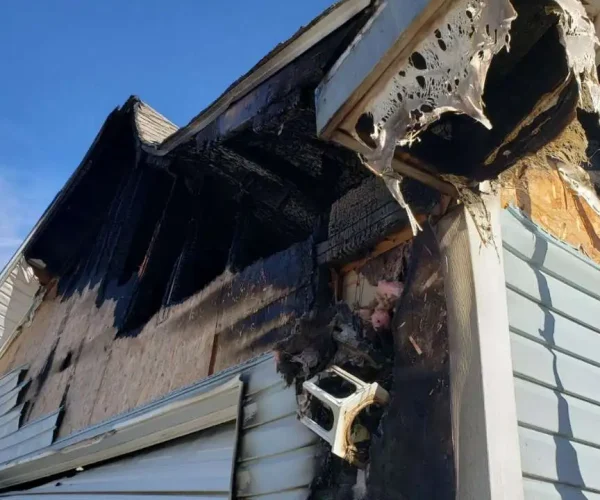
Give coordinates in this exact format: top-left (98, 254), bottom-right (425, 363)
top-left (275, 227), bottom-right (454, 499)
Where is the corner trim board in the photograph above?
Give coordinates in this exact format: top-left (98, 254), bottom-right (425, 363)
top-left (437, 193), bottom-right (524, 499)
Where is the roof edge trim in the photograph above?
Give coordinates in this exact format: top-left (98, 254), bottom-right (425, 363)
top-left (156, 0), bottom-right (371, 154)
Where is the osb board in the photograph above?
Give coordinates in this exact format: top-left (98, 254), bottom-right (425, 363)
top-left (88, 293), bottom-right (217, 427)
top-left (500, 121), bottom-right (600, 265)
top-left (54, 290), bottom-right (123, 435)
top-left (0, 283), bottom-right (216, 438)
top-left (212, 286), bottom-right (313, 373)
top-left (211, 239), bottom-right (314, 373)
top-left (0, 292), bottom-right (73, 423)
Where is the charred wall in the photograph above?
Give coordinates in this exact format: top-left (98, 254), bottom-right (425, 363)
top-left (0, 235), bottom-right (320, 437)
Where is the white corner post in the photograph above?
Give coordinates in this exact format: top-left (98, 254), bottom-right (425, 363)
top-left (437, 189), bottom-right (523, 500)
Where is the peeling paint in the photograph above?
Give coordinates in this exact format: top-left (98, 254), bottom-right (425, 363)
top-left (366, 0), bottom-right (516, 153)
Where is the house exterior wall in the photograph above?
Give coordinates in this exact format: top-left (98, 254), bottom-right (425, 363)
top-left (502, 207), bottom-right (600, 498)
top-left (1, 355), bottom-right (318, 499)
top-left (0, 240), bottom-right (316, 439)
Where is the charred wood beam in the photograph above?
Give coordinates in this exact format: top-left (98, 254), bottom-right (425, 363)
top-left (482, 76), bottom-right (579, 180)
top-left (226, 123), bottom-right (368, 205)
top-left (317, 176), bottom-right (440, 266)
top-left (225, 136), bottom-right (331, 210)
top-left (227, 202), bottom-right (251, 273)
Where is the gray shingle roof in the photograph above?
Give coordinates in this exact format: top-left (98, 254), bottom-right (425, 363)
top-left (133, 101), bottom-right (179, 146)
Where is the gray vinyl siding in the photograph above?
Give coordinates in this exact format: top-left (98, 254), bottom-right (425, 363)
top-left (0, 367), bottom-right (60, 467)
top-left (2, 354), bottom-right (317, 499)
top-left (502, 207), bottom-right (600, 498)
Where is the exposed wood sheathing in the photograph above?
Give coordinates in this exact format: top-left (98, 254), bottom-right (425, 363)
top-left (0, 241), bottom-right (315, 437)
top-left (500, 119), bottom-right (600, 264)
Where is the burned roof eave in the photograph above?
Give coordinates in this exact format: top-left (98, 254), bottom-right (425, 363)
top-left (21, 97), bottom-right (178, 274)
top-left (17, 103), bottom-right (129, 269)
top-left (153, 0), bottom-right (372, 155)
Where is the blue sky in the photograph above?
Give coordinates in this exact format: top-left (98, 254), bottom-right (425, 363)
top-left (0, 0), bottom-right (334, 270)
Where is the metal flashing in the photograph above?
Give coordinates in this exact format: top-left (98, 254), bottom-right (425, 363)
top-left (0, 354), bottom-right (318, 499)
top-left (0, 375), bottom-right (243, 488)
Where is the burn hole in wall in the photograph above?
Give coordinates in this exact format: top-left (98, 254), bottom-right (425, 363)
top-left (59, 351), bottom-right (73, 372)
top-left (161, 177), bottom-right (238, 308)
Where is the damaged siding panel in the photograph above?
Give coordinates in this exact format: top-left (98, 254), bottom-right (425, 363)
top-left (0, 408), bottom-right (22, 440)
top-left (502, 207), bottom-right (600, 499)
top-left (17, 423), bottom-right (236, 498)
top-left (0, 258), bottom-right (40, 355)
top-left (0, 383), bottom-right (26, 417)
top-left (236, 355), bottom-right (318, 499)
top-left (0, 369), bottom-right (25, 399)
top-left (0, 355), bottom-right (316, 497)
top-left (0, 410), bottom-right (60, 465)
top-left (237, 447), bottom-right (317, 498)
top-left (0, 377), bottom-right (243, 489)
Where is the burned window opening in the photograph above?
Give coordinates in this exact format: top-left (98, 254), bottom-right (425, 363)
top-left (118, 179), bottom-right (194, 334)
top-left (160, 179), bottom-right (240, 309)
top-left (117, 168), bottom-right (174, 287)
top-left (161, 219), bottom-right (202, 307)
top-left (228, 210), bottom-right (302, 273)
top-left (118, 166), bottom-right (315, 334)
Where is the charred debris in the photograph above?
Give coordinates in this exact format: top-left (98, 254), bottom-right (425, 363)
top-left (14, 0), bottom-right (600, 498)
